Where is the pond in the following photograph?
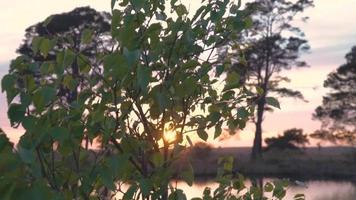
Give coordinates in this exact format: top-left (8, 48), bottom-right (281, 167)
top-left (175, 179), bottom-right (356, 200)
top-left (115, 178), bottom-right (356, 199)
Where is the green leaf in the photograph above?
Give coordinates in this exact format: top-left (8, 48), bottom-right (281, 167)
top-left (176, 77), bottom-right (196, 97)
top-left (197, 129), bottom-right (208, 141)
top-left (153, 90), bottom-right (168, 112)
top-left (51, 127), bottom-right (69, 142)
top-left (8, 103), bottom-right (26, 126)
top-left (57, 49), bottom-right (75, 69)
top-left (41, 86), bottom-right (56, 104)
top-left (123, 185), bottom-right (138, 200)
top-left (265, 97), bottom-right (280, 109)
top-left (170, 0), bottom-right (178, 6)
top-left (18, 147), bottom-right (35, 164)
top-left (123, 48), bottom-right (140, 67)
top-left (183, 60), bottom-right (200, 69)
top-left (77, 55), bottom-right (91, 73)
top-left (169, 189), bottom-right (187, 200)
top-left (81, 29), bottom-right (93, 44)
top-left (22, 116), bottom-right (36, 131)
top-left (151, 152), bottom-right (164, 167)
top-left (63, 75), bottom-right (76, 90)
top-left (39, 38), bottom-right (51, 58)
top-left (131, 0), bottom-right (145, 8)
top-left (215, 65), bottom-right (224, 77)
top-left (31, 37), bottom-right (43, 54)
top-left (111, 9), bottom-right (122, 37)
top-left (256, 86), bottom-right (264, 95)
top-left (139, 178), bottom-right (151, 197)
top-left (40, 62), bottom-right (54, 75)
top-left (181, 164), bottom-right (194, 186)
top-left (104, 53), bottom-right (129, 80)
top-left (237, 107), bottom-right (249, 119)
top-left (175, 4), bottom-right (188, 17)
top-left (264, 182), bottom-right (274, 192)
top-left (244, 17), bottom-right (253, 28)
top-left (111, 0), bottom-right (117, 9)
top-left (33, 86), bottom-right (56, 110)
top-left (1, 74), bottom-right (16, 92)
top-left (214, 123), bottom-right (222, 139)
top-left (137, 65), bottom-right (151, 92)
top-left (100, 167), bottom-right (115, 190)
top-left (223, 71), bottom-right (240, 91)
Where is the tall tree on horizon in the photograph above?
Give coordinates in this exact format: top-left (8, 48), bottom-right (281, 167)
top-left (222, 0), bottom-right (313, 160)
top-left (312, 46), bottom-right (356, 145)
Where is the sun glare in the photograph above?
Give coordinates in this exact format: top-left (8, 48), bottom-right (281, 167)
top-left (163, 124), bottom-right (177, 143)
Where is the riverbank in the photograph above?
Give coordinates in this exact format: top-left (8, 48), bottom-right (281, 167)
top-left (185, 147), bottom-right (356, 181)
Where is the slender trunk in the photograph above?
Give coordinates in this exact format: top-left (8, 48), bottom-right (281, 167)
top-left (252, 97), bottom-right (265, 160)
top-left (252, 24), bottom-right (271, 160)
top-left (161, 142), bottom-right (169, 200)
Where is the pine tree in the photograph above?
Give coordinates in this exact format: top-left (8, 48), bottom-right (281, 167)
top-left (313, 46), bottom-right (356, 145)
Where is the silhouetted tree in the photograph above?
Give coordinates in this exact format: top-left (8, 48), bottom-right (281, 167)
top-left (221, 0), bottom-right (313, 160)
top-left (312, 46), bottom-right (356, 145)
top-left (265, 128), bottom-right (309, 151)
top-left (15, 7), bottom-right (112, 104)
top-left (18, 6), bottom-right (111, 61)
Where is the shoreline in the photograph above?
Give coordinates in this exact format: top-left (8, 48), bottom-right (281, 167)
top-left (185, 146), bottom-right (356, 181)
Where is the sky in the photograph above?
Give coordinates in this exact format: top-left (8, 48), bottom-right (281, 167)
top-left (1, 0), bottom-right (356, 146)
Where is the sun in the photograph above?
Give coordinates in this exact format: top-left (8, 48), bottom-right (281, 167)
top-left (163, 124), bottom-right (177, 143)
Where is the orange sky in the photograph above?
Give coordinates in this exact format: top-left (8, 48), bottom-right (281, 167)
top-left (1, 0), bottom-right (356, 146)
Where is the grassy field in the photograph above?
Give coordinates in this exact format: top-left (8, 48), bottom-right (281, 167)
top-left (183, 147), bottom-right (356, 181)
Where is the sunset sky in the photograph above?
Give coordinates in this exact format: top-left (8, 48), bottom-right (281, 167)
top-left (1, 0), bottom-right (356, 146)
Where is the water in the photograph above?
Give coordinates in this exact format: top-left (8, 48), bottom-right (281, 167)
top-left (115, 179), bottom-right (356, 199)
top-left (175, 179), bottom-right (356, 200)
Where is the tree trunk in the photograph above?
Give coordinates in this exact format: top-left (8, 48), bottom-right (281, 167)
top-left (252, 97), bottom-right (265, 160)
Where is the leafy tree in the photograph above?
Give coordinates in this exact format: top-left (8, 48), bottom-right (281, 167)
top-left (312, 46), bottom-right (356, 145)
top-left (14, 7), bottom-right (112, 108)
top-left (221, 0), bottom-right (313, 160)
top-left (1, 0), bottom-right (302, 199)
top-left (0, 0), bottom-right (256, 199)
top-left (264, 128), bottom-right (309, 151)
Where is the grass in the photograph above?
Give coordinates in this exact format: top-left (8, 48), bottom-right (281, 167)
top-left (183, 146), bottom-right (356, 180)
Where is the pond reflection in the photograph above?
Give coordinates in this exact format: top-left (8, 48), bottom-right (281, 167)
top-left (114, 178), bottom-right (356, 199)
top-left (176, 178), bottom-right (356, 200)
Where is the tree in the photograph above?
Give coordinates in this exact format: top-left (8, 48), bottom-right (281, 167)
top-left (13, 7), bottom-right (112, 108)
top-left (1, 0), bottom-right (300, 199)
top-left (221, 0), bottom-right (313, 160)
top-left (312, 46), bottom-right (356, 145)
top-left (264, 128), bottom-right (309, 151)
top-left (0, 0), bottom-right (263, 199)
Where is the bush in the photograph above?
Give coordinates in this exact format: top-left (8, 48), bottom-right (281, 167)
top-left (265, 128), bottom-right (309, 151)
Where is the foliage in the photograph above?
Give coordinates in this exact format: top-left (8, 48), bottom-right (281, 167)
top-left (18, 6), bottom-right (111, 60)
top-left (219, 0), bottom-right (313, 159)
top-left (0, 0), bottom-right (259, 199)
top-left (0, 0), bottom-right (302, 199)
top-left (11, 7), bottom-right (112, 106)
top-left (312, 46), bottom-right (356, 145)
top-left (190, 141), bottom-right (213, 159)
top-left (192, 157), bottom-right (304, 200)
top-left (264, 128), bottom-right (309, 151)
